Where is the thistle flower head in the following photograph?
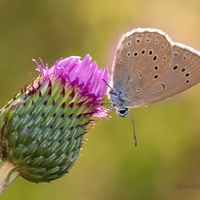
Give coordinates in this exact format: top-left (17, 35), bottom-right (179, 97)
top-left (34, 54), bottom-right (109, 118)
top-left (0, 54), bottom-right (110, 184)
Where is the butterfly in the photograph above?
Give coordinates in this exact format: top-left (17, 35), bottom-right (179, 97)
top-left (106, 28), bottom-right (200, 146)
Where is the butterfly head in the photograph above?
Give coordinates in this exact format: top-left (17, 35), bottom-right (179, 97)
top-left (102, 79), bottom-right (129, 118)
top-left (108, 88), bottom-right (129, 117)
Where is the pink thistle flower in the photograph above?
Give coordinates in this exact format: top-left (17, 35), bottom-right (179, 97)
top-left (34, 54), bottom-right (109, 118)
top-left (0, 54), bottom-right (110, 193)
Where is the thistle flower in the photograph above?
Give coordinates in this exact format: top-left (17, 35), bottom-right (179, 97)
top-left (0, 54), bottom-right (110, 193)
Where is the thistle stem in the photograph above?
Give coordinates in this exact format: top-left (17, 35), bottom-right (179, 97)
top-left (0, 160), bottom-right (19, 194)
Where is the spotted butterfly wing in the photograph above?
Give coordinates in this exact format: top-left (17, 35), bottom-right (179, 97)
top-left (109, 28), bottom-right (200, 109)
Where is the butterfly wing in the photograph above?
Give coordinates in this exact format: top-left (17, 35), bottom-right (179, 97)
top-left (139, 43), bottom-right (200, 106)
top-left (110, 28), bottom-right (200, 108)
top-left (110, 28), bottom-right (172, 107)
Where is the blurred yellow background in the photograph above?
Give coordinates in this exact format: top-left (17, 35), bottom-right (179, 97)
top-left (1, 0), bottom-right (200, 200)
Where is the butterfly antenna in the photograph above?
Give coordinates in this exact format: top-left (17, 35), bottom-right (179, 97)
top-left (102, 79), bottom-right (119, 95)
top-left (128, 111), bottom-right (137, 146)
top-left (102, 79), bottom-right (112, 89)
top-left (102, 79), bottom-right (112, 107)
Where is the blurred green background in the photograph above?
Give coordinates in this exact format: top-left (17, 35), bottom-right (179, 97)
top-left (1, 0), bottom-right (200, 199)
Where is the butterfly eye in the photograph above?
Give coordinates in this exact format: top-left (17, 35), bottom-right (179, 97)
top-left (117, 108), bottom-right (128, 118)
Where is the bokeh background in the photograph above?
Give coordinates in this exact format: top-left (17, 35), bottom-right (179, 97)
top-left (1, 0), bottom-right (200, 199)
